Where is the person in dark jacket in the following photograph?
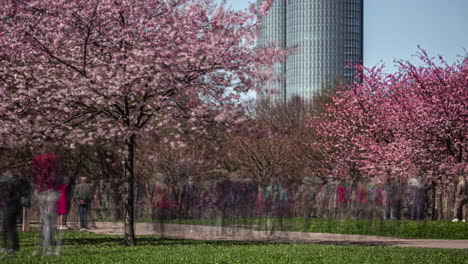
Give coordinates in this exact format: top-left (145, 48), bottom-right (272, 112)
top-left (73, 176), bottom-right (93, 230)
top-left (0, 167), bottom-right (30, 253)
top-left (0, 170), bottom-right (21, 253)
top-left (384, 178), bottom-right (402, 220)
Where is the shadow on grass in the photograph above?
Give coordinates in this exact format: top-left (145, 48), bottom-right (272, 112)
top-left (310, 240), bottom-right (399, 247)
top-left (62, 236), bottom-right (276, 246)
top-left (62, 236), bottom-right (399, 248)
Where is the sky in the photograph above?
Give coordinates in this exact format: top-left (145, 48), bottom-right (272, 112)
top-left (226, 0), bottom-right (468, 72)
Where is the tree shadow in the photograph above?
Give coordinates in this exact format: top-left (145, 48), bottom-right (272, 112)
top-left (310, 240), bottom-right (399, 247)
top-left (62, 236), bottom-right (281, 247)
top-left (62, 236), bottom-right (401, 248)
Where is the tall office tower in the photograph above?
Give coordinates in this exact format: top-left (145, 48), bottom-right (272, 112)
top-left (258, 0), bottom-right (364, 102)
top-left (257, 0), bottom-right (287, 102)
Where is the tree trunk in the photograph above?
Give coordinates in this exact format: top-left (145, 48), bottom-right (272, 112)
top-left (123, 134), bottom-right (136, 246)
top-left (431, 182), bottom-right (436, 220)
top-left (436, 185), bottom-right (443, 220)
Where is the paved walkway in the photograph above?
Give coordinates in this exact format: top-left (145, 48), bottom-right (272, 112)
top-left (90, 222), bottom-right (468, 249)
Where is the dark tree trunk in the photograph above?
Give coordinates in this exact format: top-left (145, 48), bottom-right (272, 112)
top-left (431, 182), bottom-right (437, 220)
top-left (123, 134), bottom-right (136, 246)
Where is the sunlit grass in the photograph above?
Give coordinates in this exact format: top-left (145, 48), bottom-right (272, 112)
top-left (1, 232), bottom-right (467, 264)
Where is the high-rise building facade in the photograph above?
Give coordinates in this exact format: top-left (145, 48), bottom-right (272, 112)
top-left (258, 0), bottom-right (364, 102)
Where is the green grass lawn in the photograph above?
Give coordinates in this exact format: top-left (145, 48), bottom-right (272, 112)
top-left (141, 217), bottom-right (468, 240)
top-left (285, 218), bottom-right (468, 240)
top-left (1, 232), bottom-right (467, 264)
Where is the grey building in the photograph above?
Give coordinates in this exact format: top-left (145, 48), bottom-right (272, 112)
top-left (258, 0), bottom-right (364, 102)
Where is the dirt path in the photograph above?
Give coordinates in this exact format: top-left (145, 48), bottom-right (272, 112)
top-left (89, 222), bottom-right (468, 249)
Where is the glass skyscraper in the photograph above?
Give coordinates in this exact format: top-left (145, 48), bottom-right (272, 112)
top-left (258, 0), bottom-right (364, 102)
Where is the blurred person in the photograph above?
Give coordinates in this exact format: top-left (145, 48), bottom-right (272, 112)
top-left (255, 185), bottom-right (265, 217)
top-left (366, 183), bottom-right (378, 219)
top-left (354, 181), bottom-right (369, 220)
top-left (337, 180), bottom-right (351, 219)
top-left (235, 181), bottom-right (249, 229)
top-left (373, 183), bottom-right (385, 219)
top-left (152, 183), bottom-right (174, 235)
top-left (263, 181), bottom-right (275, 233)
top-left (384, 178), bottom-right (402, 220)
top-left (300, 176), bottom-right (320, 230)
top-left (73, 176), bottom-right (93, 231)
top-left (213, 179), bottom-right (232, 235)
top-left (180, 176), bottom-right (199, 219)
top-left (314, 178), bottom-right (329, 218)
top-left (266, 178), bottom-right (289, 234)
top-left (0, 169), bottom-right (24, 253)
top-left (57, 174), bottom-right (72, 230)
top-left (243, 180), bottom-right (258, 219)
top-left (452, 176), bottom-right (467, 222)
top-left (423, 180), bottom-right (436, 220)
top-left (32, 153), bottom-right (64, 256)
top-left (409, 177), bottom-right (425, 221)
top-left (198, 190), bottom-right (212, 219)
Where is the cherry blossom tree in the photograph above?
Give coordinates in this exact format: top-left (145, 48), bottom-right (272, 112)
top-left (0, 0), bottom-right (281, 245)
top-left (307, 52), bottom-right (468, 184)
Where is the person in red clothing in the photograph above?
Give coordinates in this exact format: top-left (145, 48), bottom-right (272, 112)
top-left (57, 174), bottom-right (71, 230)
top-left (337, 180), bottom-right (351, 218)
top-left (152, 184), bottom-right (175, 236)
top-left (32, 154), bottom-right (63, 193)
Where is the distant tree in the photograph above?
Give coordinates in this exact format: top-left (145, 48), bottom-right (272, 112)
top-left (255, 95), bottom-right (311, 135)
top-left (226, 135), bottom-right (303, 184)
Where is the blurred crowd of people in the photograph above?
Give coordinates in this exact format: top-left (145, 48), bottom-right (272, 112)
top-left (148, 174), bottom-right (468, 232)
top-left (0, 153), bottom-right (94, 255)
top-left (1, 153), bottom-right (467, 254)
